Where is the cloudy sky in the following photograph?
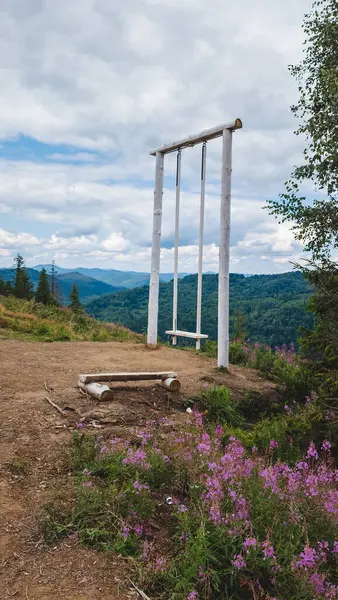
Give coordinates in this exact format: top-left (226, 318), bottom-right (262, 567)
top-left (0, 0), bottom-right (313, 274)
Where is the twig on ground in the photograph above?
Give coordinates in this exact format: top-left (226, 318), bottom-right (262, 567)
top-left (44, 381), bottom-right (52, 394)
top-left (44, 396), bottom-right (67, 417)
top-left (129, 580), bottom-right (151, 600)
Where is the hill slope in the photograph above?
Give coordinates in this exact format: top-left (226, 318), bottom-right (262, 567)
top-left (86, 271), bottom-right (314, 347)
top-left (0, 268), bottom-right (123, 303)
top-left (33, 265), bottom-right (189, 288)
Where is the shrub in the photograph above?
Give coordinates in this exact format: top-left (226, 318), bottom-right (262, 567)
top-left (196, 385), bottom-right (244, 426)
top-left (44, 415), bottom-right (338, 600)
top-left (229, 340), bottom-right (248, 365)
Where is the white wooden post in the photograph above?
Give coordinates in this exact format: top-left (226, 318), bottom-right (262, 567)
top-left (196, 142), bottom-right (207, 350)
top-left (218, 129), bottom-right (233, 368)
top-left (147, 151), bottom-right (164, 346)
top-left (172, 149), bottom-right (182, 345)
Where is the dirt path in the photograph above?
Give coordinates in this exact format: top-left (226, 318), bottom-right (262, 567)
top-left (0, 340), bottom-right (275, 599)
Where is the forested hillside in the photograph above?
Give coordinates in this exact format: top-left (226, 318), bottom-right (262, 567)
top-left (86, 271), bottom-right (314, 346)
top-left (0, 267), bottom-right (122, 303)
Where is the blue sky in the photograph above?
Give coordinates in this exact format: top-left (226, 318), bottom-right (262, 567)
top-left (0, 0), bottom-right (313, 274)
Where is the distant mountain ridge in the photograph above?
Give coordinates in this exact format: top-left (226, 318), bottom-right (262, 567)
top-left (85, 271), bottom-right (314, 347)
top-left (33, 264), bottom-right (190, 289)
top-left (0, 267), bottom-right (123, 303)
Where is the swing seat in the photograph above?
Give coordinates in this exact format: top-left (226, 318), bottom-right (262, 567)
top-left (165, 329), bottom-right (208, 340)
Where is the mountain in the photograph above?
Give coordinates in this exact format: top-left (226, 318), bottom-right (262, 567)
top-left (33, 265), bottom-right (189, 289)
top-left (0, 268), bottom-right (123, 303)
top-left (85, 271), bottom-right (314, 347)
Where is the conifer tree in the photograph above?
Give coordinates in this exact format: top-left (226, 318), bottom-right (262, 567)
top-left (35, 268), bottom-right (52, 305)
top-left (69, 284), bottom-right (82, 312)
top-left (13, 254), bottom-right (33, 300)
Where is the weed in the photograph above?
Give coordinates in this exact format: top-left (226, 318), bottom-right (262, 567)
top-left (194, 385), bottom-right (244, 426)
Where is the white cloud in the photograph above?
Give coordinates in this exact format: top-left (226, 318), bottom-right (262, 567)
top-left (100, 233), bottom-right (130, 252)
top-left (0, 228), bottom-right (40, 248)
top-left (0, 0), bottom-right (314, 274)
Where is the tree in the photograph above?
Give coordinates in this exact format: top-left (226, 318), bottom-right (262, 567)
top-left (233, 311), bottom-right (247, 342)
top-left (268, 0), bottom-right (338, 260)
top-left (35, 268), bottom-right (52, 305)
top-left (13, 254), bottom-right (33, 300)
top-left (300, 261), bottom-right (338, 398)
top-left (69, 284), bottom-right (82, 312)
top-left (50, 260), bottom-right (61, 305)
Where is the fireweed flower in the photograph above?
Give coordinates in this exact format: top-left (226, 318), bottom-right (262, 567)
top-left (243, 537), bottom-right (257, 551)
top-left (232, 554), bottom-right (246, 570)
top-left (307, 442), bottom-right (319, 460)
top-left (133, 480), bottom-right (150, 494)
top-left (122, 526), bottom-right (130, 538)
top-left (295, 545), bottom-right (318, 570)
top-left (262, 540), bottom-right (275, 561)
top-left (322, 440), bottom-right (332, 451)
top-left (270, 440), bottom-right (278, 449)
top-left (333, 542), bottom-right (338, 553)
top-left (154, 557), bottom-right (167, 572)
top-left (187, 592), bottom-right (198, 600)
top-left (134, 524), bottom-right (143, 537)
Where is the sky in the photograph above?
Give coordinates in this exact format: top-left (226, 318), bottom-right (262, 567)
top-left (0, 0), bottom-right (314, 274)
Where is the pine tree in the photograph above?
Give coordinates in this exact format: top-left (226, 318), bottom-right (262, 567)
top-left (50, 260), bottom-right (61, 304)
top-left (69, 284), bottom-right (82, 312)
top-left (13, 254), bottom-right (33, 300)
top-left (35, 268), bottom-right (52, 305)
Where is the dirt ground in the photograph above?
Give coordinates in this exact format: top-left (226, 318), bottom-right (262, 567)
top-left (0, 340), bottom-right (276, 599)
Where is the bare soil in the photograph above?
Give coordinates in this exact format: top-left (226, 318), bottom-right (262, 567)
top-left (0, 340), bottom-right (276, 599)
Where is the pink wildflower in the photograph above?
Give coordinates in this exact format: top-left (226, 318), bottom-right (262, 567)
top-left (270, 440), bottom-right (278, 449)
top-left (154, 557), bottom-right (167, 572)
top-left (243, 537), bottom-right (257, 551)
top-left (296, 545), bottom-right (318, 570)
top-left (187, 593), bottom-right (198, 600)
top-left (262, 540), bottom-right (275, 561)
top-left (306, 442), bottom-right (318, 460)
top-left (322, 440), bottom-right (332, 451)
top-left (232, 554), bottom-right (246, 570)
top-left (310, 572), bottom-right (326, 594)
top-left (333, 541), bottom-right (338, 553)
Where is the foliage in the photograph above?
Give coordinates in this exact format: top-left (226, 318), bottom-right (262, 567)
top-left (44, 413), bottom-right (338, 600)
top-left (13, 254), bottom-right (34, 300)
top-left (86, 271), bottom-right (314, 347)
top-left (69, 284), bottom-right (83, 313)
top-left (228, 340), bottom-right (248, 365)
top-left (35, 268), bottom-right (52, 305)
top-left (300, 262), bottom-right (338, 400)
top-left (0, 295), bottom-right (143, 343)
top-left (268, 0), bottom-right (338, 260)
top-left (195, 385), bottom-right (244, 426)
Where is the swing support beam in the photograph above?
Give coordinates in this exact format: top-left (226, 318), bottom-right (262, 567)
top-left (147, 118), bottom-right (242, 369)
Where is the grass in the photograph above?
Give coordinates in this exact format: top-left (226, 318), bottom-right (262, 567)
top-left (0, 295), bottom-right (144, 343)
top-left (42, 409), bottom-right (338, 600)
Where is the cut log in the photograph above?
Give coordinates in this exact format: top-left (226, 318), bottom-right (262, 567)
top-left (161, 377), bottom-right (181, 391)
top-left (79, 372), bottom-right (177, 384)
top-left (78, 381), bottom-right (114, 402)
